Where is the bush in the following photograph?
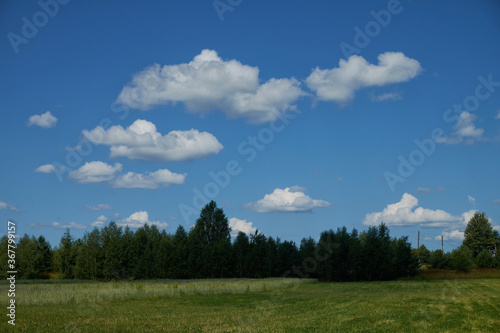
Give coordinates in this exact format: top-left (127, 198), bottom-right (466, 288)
top-left (475, 250), bottom-right (493, 268)
top-left (430, 250), bottom-right (451, 269)
top-left (451, 245), bottom-right (474, 272)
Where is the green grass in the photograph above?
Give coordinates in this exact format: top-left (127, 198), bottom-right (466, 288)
top-left (1, 278), bottom-right (499, 332)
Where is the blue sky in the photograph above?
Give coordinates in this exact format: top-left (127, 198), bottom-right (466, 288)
top-left (1, 0), bottom-right (499, 251)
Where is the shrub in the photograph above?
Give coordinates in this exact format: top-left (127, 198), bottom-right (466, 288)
top-left (475, 250), bottom-right (493, 268)
top-left (451, 245), bottom-right (474, 272)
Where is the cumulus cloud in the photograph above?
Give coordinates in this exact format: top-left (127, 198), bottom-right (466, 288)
top-left (436, 111), bottom-right (485, 144)
top-left (83, 119), bottom-right (223, 162)
top-left (118, 211), bottom-right (168, 229)
top-left (69, 161), bottom-right (123, 184)
top-left (412, 187), bottom-right (445, 195)
top-left (306, 52), bottom-right (422, 103)
top-left (85, 204), bottom-right (113, 211)
top-left (370, 92), bottom-right (402, 102)
top-left (34, 164), bottom-right (61, 174)
top-left (52, 221), bottom-right (87, 229)
top-left (0, 201), bottom-right (18, 212)
top-left (436, 230), bottom-right (464, 241)
top-left (112, 169), bottom-right (186, 189)
top-left (27, 111), bottom-right (57, 128)
top-left (229, 217), bottom-right (257, 237)
top-left (244, 187), bottom-right (331, 213)
top-left (91, 215), bottom-right (107, 228)
top-left (116, 49), bottom-right (306, 123)
top-left (363, 193), bottom-right (474, 228)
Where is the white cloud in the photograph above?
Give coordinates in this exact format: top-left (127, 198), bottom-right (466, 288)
top-left (306, 52), bottom-right (422, 103)
top-left (436, 111), bottom-right (485, 144)
top-left (370, 92), bottom-right (402, 102)
top-left (69, 161), bottom-right (122, 184)
top-left (229, 217), bottom-right (257, 237)
top-left (118, 211), bottom-right (168, 229)
top-left (363, 193), bottom-right (473, 227)
top-left (112, 169), bottom-right (186, 189)
top-left (116, 49), bottom-right (306, 124)
top-left (83, 119), bottom-right (223, 162)
top-left (34, 164), bottom-right (58, 174)
top-left (52, 221), bottom-right (87, 229)
top-left (491, 199), bottom-right (500, 206)
top-left (85, 204), bottom-right (113, 211)
top-left (28, 111), bottom-right (57, 128)
top-left (244, 186), bottom-right (331, 213)
top-left (468, 195), bottom-right (476, 204)
top-left (436, 230), bottom-right (464, 241)
top-left (413, 187), bottom-right (445, 195)
top-left (333, 176), bottom-right (344, 182)
top-left (91, 215), bottom-right (107, 228)
top-left (0, 201), bottom-right (18, 212)
top-left (495, 110), bottom-right (500, 119)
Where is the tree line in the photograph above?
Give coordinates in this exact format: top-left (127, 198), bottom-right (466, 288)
top-left (414, 212), bottom-right (500, 272)
top-left (1, 203), bottom-right (498, 281)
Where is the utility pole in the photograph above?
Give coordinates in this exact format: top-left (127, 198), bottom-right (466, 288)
top-left (441, 235), bottom-right (444, 255)
top-left (417, 231), bottom-right (420, 257)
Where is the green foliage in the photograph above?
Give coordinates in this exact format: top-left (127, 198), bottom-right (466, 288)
top-left (475, 250), bottom-right (494, 268)
top-left (451, 245), bottom-right (474, 272)
top-left (463, 212), bottom-right (496, 257)
top-left (430, 249), bottom-right (454, 269)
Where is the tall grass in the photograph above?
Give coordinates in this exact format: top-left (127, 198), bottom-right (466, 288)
top-left (2, 278), bottom-right (315, 306)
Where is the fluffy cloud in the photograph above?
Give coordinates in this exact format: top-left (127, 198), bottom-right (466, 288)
top-left (34, 164), bottom-right (59, 174)
top-left (0, 201), bottom-right (18, 212)
top-left (83, 119), bottom-right (223, 162)
top-left (436, 111), bottom-right (485, 144)
top-left (69, 161), bottom-right (123, 183)
top-left (27, 111), bottom-right (57, 128)
top-left (244, 186), bottom-right (331, 213)
top-left (85, 204), bottom-right (113, 211)
top-left (436, 230), bottom-right (464, 241)
top-left (370, 92), bottom-right (402, 102)
top-left (52, 221), bottom-right (87, 229)
top-left (306, 52), bottom-right (422, 103)
top-left (91, 215), bottom-right (107, 228)
top-left (229, 217), bottom-right (257, 237)
top-left (112, 169), bottom-right (186, 189)
top-left (116, 49), bottom-right (306, 124)
top-left (118, 211), bottom-right (168, 229)
top-left (68, 161), bottom-right (185, 189)
top-left (363, 193), bottom-right (474, 228)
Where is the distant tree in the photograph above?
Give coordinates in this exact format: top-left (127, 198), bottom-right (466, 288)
top-left (191, 201), bottom-right (231, 278)
top-left (233, 232), bottom-right (250, 278)
top-left (36, 236), bottom-right (52, 278)
top-left (418, 245), bottom-right (431, 265)
top-left (450, 245), bottom-right (474, 272)
top-left (429, 249), bottom-right (450, 269)
top-left (170, 225), bottom-right (188, 279)
top-left (474, 250), bottom-right (493, 268)
top-left (0, 236), bottom-right (8, 279)
top-left (17, 234), bottom-right (44, 279)
top-left (463, 212), bottom-right (496, 257)
top-left (59, 229), bottom-right (76, 279)
top-left (102, 221), bottom-right (123, 280)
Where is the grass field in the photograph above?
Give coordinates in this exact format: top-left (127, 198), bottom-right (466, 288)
top-left (2, 278), bottom-right (500, 332)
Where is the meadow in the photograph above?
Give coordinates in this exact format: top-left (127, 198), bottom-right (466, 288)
top-left (2, 277), bottom-right (499, 332)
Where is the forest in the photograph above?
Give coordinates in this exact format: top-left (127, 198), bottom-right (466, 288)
top-left (2, 202), bottom-right (499, 281)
